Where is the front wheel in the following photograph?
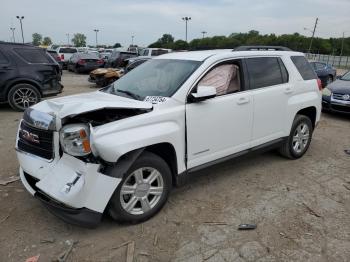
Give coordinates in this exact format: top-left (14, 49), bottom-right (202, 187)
top-left (8, 83), bottom-right (41, 111)
top-left (279, 115), bottom-right (313, 159)
top-left (108, 152), bottom-right (172, 223)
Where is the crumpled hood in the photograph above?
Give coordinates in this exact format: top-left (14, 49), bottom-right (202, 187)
top-left (32, 91), bottom-right (153, 119)
top-left (328, 80), bottom-right (350, 94)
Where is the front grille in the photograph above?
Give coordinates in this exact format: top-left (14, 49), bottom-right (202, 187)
top-left (333, 93), bottom-right (350, 101)
top-left (17, 121), bottom-right (54, 160)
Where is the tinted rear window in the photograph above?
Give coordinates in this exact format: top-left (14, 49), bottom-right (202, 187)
top-left (59, 48), bottom-right (77, 53)
top-left (15, 48), bottom-right (52, 63)
top-left (79, 53), bottom-right (99, 59)
top-left (246, 57), bottom-right (287, 89)
top-left (151, 49), bottom-right (168, 56)
top-left (291, 56), bottom-right (317, 80)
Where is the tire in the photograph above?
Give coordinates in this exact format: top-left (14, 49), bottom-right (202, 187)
top-left (279, 115), bottom-right (313, 159)
top-left (108, 152), bottom-right (172, 223)
top-left (8, 83), bottom-right (41, 111)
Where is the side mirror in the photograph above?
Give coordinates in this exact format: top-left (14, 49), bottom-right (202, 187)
top-left (190, 85), bottom-right (217, 102)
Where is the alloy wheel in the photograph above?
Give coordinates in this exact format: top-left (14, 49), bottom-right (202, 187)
top-left (292, 123), bottom-right (310, 154)
top-left (120, 167), bottom-right (164, 215)
top-left (13, 87), bottom-right (38, 109)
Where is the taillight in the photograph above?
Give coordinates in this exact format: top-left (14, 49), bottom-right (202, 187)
top-left (97, 59), bottom-right (104, 64)
top-left (56, 55), bottom-right (61, 61)
top-left (317, 79), bottom-right (323, 91)
top-left (61, 54), bottom-right (64, 60)
top-left (78, 59), bottom-right (86, 65)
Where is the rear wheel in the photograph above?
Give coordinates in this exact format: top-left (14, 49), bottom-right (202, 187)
top-left (108, 152), bottom-right (172, 223)
top-left (8, 83), bottom-right (41, 111)
top-left (279, 115), bottom-right (313, 159)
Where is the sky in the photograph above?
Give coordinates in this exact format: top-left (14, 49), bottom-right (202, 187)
top-left (1, 0), bottom-right (349, 47)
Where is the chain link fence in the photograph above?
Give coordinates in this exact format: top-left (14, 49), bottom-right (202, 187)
top-left (306, 53), bottom-right (350, 69)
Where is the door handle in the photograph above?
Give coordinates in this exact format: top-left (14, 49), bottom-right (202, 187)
top-left (284, 87), bottom-right (293, 94)
top-left (237, 97), bottom-right (250, 105)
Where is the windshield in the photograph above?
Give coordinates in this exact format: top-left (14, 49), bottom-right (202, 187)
top-left (340, 71), bottom-right (350, 81)
top-left (105, 59), bottom-right (201, 100)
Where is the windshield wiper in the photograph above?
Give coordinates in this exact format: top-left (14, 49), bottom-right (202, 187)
top-left (116, 89), bottom-right (141, 100)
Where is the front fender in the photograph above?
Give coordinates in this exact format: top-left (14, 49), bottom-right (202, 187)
top-left (92, 121), bottom-right (182, 163)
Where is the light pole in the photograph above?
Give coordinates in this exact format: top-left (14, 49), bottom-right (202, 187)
top-left (182, 17), bottom-right (191, 42)
top-left (16, 16), bottom-right (24, 44)
top-left (131, 35), bottom-right (134, 46)
top-left (10, 27), bottom-right (16, 42)
top-left (201, 31), bottom-right (207, 39)
top-left (66, 33), bottom-right (70, 46)
top-left (94, 29), bottom-right (99, 47)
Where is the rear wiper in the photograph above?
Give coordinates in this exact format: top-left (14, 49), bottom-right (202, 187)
top-left (116, 89), bottom-right (141, 100)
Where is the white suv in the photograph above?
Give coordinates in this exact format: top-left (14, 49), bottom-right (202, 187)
top-left (16, 46), bottom-right (322, 227)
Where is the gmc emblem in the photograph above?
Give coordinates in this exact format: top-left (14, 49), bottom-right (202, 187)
top-left (20, 129), bottom-right (40, 144)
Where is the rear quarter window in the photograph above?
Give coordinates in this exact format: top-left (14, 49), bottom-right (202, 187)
top-left (14, 48), bottom-right (52, 63)
top-left (291, 56), bottom-right (317, 80)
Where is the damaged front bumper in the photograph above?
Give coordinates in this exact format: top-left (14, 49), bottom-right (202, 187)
top-left (17, 150), bottom-right (121, 228)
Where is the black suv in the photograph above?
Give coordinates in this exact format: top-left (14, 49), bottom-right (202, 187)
top-left (0, 42), bottom-right (63, 111)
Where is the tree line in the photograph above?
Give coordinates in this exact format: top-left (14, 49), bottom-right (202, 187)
top-left (149, 31), bottom-right (350, 55)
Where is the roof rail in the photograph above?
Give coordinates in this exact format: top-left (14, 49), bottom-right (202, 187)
top-left (234, 46), bottom-right (292, 51)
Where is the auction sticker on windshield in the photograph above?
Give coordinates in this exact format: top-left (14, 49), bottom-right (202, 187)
top-left (144, 96), bottom-right (168, 104)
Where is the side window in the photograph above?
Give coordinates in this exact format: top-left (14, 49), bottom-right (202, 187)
top-left (246, 57), bottom-right (286, 89)
top-left (143, 50), bottom-right (149, 56)
top-left (15, 48), bottom-right (51, 63)
top-left (197, 62), bottom-right (241, 96)
top-left (291, 56), bottom-right (317, 80)
top-left (0, 50), bottom-right (9, 64)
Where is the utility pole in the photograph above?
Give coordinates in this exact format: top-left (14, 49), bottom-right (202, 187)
top-left (16, 16), bottom-right (24, 44)
top-left (307, 17), bottom-right (318, 54)
top-left (10, 27), bottom-right (16, 42)
top-left (66, 33), bottom-right (70, 46)
top-left (182, 17), bottom-right (191, 42)
top-left (201, 31), bottom-right (207, 39)
top-left (94, 29), bottom-right (99, 47)
top-left (340, 32), bottom-right (345, 57)
top-left (131, 35), bottom-right (134, 46)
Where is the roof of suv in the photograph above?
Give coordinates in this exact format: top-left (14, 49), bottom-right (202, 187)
top-left (155, 49), bottom-right (304, 62)
top-left (0, 41), bottom-right (39, 49)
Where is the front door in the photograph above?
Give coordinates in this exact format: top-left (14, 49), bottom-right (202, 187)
top-left (186, 60), bottom-right (254, 169)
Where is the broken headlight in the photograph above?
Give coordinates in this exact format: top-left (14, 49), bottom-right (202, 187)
top-left (59, 124), bottom-right (91, 156)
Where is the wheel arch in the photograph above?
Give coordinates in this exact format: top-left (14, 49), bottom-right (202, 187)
top-left (105, 142), bottom-right (178, 186)
top-left (296, 106), bottom-right (317, 128)
top-left (5, 79), bottom-right (42, 98)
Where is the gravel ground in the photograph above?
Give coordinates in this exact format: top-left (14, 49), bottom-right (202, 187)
top-left (0, 71), bottom-right (349, 262)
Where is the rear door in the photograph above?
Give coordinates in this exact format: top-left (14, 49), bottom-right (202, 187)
top-left (245, 57), bottom-right (290, 147)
